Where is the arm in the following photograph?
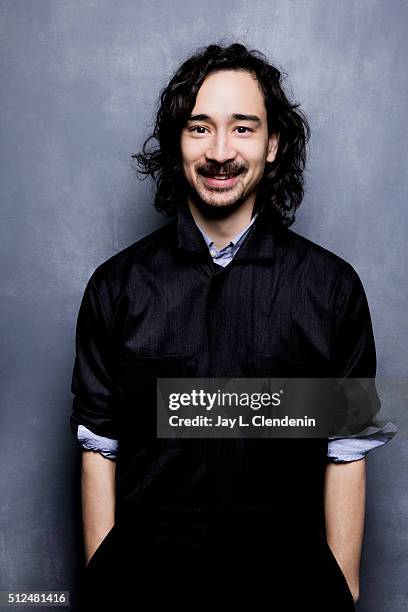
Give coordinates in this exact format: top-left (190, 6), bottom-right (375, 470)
top-left (82, 450), bottom-right (116, 566)
top-left (69, 273), bottom-right (119, 565)
top-left (324, 457), bottom-right (366, 603)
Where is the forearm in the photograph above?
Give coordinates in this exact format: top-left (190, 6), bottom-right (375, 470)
top-left (324, 457), bottom-right (366, 602)
top-left (81, 450), bottom-right (116, 566)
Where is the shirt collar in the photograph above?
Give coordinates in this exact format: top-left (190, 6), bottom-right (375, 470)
top-left (176, 199), bottom-right (275, 261)
top-left (195, 213), bottom-right (258, 253)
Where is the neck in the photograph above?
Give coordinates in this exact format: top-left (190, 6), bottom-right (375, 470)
top-left (186, 196), bottom-right (256, 251)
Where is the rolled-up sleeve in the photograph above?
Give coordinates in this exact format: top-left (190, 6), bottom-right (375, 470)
top-left (77, 424), bottom-right (118, 459)
top-left (327, 422), bottom-right (397, 462)
top-left (70, 272), bottom-right (119, 443)
top-left (327, 265), bottom-right (396, 461)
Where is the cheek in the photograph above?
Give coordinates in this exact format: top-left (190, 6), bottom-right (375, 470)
top-left (181, 138), bottom-right (205, 164)
top-left (181, 159), bottom-right (197, 184)
top-left (243, 154), bottom-right (265, 178)
top-left (239, 141), bottom-right (265, 166)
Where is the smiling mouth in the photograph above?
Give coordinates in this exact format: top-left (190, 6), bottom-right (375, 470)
top-left (201, 172), bottom-right (242, 188)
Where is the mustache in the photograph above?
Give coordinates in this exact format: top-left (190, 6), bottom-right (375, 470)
top-left (196, 163), bottom-right (247, 177)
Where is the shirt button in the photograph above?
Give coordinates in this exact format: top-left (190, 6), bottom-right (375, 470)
top-left (210, 249), bottom-right (217, 257)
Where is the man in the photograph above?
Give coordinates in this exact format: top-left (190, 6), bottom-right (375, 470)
top-left (70, 43), bottom-right (395, 610)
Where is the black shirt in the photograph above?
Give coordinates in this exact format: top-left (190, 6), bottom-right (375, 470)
top-left (70, 199), bottom-right (377, 533)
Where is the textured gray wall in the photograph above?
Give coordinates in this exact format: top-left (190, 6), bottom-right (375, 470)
top-left (1, 1), bottom-right (406, 610)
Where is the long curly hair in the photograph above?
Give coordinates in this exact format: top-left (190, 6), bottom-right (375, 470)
top-left (132, 42), bottom-right (310, 228)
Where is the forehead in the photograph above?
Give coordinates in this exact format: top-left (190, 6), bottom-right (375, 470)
top-left (192, 69), bottom-right (266, 119)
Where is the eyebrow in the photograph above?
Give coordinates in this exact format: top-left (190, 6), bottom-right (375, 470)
top-left (188, 113), bottom-right (261, 124)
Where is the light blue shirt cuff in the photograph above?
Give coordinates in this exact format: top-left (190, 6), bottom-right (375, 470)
top-left (77, 424), bottom-right (118, 460)
top-left (327, 421), bottom-right (397, 462)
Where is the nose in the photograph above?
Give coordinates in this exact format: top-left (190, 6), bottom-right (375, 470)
top-left (205, 130), bottom-right (237, 165)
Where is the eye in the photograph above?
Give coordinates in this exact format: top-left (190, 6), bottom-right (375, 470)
top-left (188, 126), bottom-right (209, 134)
top-left (234, 126), bottom-right (253, 134)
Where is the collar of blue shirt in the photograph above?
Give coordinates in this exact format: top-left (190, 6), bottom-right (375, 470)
top-left (176, 199), bottom-right (275, 261)
top-left (195, 212), bottom-right (257, 258)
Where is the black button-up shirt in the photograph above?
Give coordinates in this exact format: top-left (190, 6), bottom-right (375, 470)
top-left (70, 199), bottom-right (378, 534)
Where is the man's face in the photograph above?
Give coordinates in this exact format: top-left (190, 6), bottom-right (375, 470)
top-left (180, 69), bottom-right (279, 214)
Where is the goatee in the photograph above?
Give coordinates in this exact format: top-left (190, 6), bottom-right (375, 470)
top-left (184, 182), bottom-right (246, 220)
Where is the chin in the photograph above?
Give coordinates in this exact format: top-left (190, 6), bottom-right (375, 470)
top-left (200, 186), bottom-right (245, 204)
top-left (192, 191), bottom-right (248, 218)
top-left (203, 198), bottom-right (237, 208)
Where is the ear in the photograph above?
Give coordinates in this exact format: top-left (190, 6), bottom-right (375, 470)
top-left (266, 132), bottom-right (279, 163)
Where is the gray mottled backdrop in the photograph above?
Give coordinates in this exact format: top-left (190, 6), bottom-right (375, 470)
top-left (0, 1), bottom-right (406, 610)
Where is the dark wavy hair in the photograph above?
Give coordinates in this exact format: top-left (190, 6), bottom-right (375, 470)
top-left (132, 42), bottom-right (310, 227)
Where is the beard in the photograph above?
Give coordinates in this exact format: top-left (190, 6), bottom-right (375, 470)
top-left (183, 171), bottom-right (249, 220)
